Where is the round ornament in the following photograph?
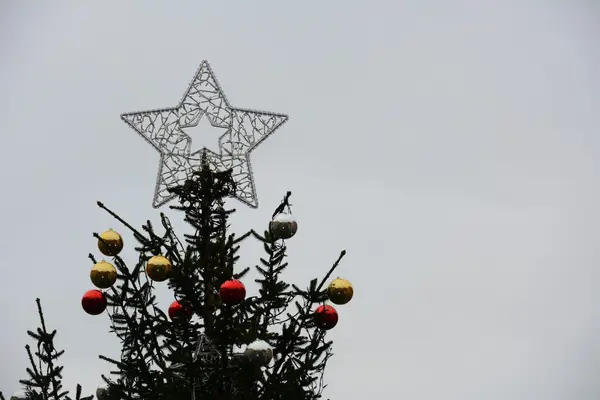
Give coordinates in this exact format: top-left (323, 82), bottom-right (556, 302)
top-left (327, 277), bottom-right (354, 305)
top-left (314, 304), bottom-right (338, 330)
top-left (98, 229), bottom-right (124, 257)
top-left (82, 289), bottom-right (107, 315)
top-left (219, 279), bottom-right (246, 305)
top-left (90, 260), bottom-right (118, 289)
top-left (96, 387), bottom-right (109, 400)
top-left (269, 213), bottom-right (298, 240)
top-left (146, 255), bottom-right (171, 282)
top-left (168, 300), bottom-right (193, 321)
top-left (244, 340), bottom-right (274, 365)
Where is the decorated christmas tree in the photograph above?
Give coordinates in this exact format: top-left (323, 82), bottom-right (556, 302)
top-left (4, 61), bottom-right (354, 400)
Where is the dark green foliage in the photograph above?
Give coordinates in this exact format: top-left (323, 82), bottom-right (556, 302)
top-left (0, 299), bottom-right (92, 400)
top-left (7, 161), bottom-right (346, 400)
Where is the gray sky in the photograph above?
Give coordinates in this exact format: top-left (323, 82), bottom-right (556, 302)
top-left (1, 1), bottom-right (599, 399)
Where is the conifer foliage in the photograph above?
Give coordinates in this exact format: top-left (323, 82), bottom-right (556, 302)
top-left (92, 163), bottom-right (352, 399)
top-left (6, 162), bottom-right (353, 400)
top-left (0, 299), bottom-right (92, 400)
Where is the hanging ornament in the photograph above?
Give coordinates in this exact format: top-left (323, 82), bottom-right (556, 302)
top-left (219, 279), bottom-right (246, 305)
top-left (327, 277), bottom-right (354, 305)
top-left (95, 388), bottom-right (108, 400)
top-left (168, 300), bottom-right (193, 321)
top-left (90, 260), bottom-right (118, 289)
top-left (269, 213), bottom-right (298, 240)
top-left (96, 387), bottom-right (109, 400)
top-left (244, 340), bottom-right (274, 365)
top-left (82, 289), bottom-right (107, 315)
top-left (97, 229), bottom-right (124, 257)
top-left (314, 304), bottom-right (338, 330)
top-left (146, 255), bottom-right (172, 282)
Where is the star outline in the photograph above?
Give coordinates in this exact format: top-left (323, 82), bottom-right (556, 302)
top-left (120, 61), bottom-right (288, 209)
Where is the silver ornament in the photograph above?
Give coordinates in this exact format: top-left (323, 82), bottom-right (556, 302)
top-left (244, 340), bottom-right (274, 365)
top-left (269, 213), bottom-right (298, 240)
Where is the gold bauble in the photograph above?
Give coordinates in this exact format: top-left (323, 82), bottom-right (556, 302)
top-left (98, 229), bottom-right (124, 257)
top-left (146, 255), bottom-right (172, 282)
top-left (90, 260), bottom-right (118, 289)
top-left (327, 277), bottom-right (354, 305)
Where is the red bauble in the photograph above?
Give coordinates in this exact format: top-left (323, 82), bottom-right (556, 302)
top-left (314, 305), bottom-right (338, 330)
top-left (219, 279), bottom-right (246, 305)
top-left (82, 289), bottom-right (107, 315)
top-left (168, 300), bottom-right (193, 321)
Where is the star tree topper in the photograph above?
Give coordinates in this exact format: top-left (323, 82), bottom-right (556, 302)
top-left (121, 61), bottom-right (289, 208)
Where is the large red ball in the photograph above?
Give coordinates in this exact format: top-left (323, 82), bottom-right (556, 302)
top-left (314, 305), bottom-right (338, 330)
top-left (219, 279), bottom-right (246, 305)
top-left (168, 300), bottom-right (193, 321)
top-left (82, 289), bottom-right (107, 315)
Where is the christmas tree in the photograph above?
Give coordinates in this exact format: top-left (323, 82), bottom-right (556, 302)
top-left (4, 61), bottom-right (354, 399)
top-left (81, 161), bottom-right (353, 400)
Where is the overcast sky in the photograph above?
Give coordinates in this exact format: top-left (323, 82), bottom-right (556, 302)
top-left (1, 1), bottom-right (599, 399)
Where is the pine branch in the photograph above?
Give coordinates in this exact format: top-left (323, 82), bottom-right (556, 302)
top-left (316, 250), bottom-right (346, 293)
top-left (272, 191), bottom-right (292, 219)
top-left (13, 299), bottom-right (90, 400)
top-left (247, 194), bottom-right (346, 398)
top-left (96, 201), bottom-right (150, 247)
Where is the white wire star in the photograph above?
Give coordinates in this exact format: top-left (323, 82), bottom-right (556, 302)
top-left (121, 61), bottom-right (289, 208)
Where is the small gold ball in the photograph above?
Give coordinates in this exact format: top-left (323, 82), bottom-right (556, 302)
top-left (90, 260), bottom-right (118, 289)
top-left (146, 255), bottom-right (172, 282)
top-left (98, 229), bottom-right (123, 257)
top-left (327, 277), bottom-right (354, 305)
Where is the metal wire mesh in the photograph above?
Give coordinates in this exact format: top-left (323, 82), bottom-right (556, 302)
top-left (121, 61), bottom-right (289, 209)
